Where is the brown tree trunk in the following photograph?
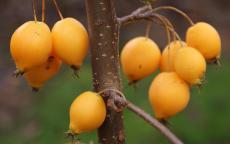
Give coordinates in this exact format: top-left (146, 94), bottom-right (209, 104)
top-left (85, 0), bottom-right (125, 144)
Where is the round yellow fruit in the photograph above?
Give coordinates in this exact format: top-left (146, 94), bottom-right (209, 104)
top-left (52, 18), bottom-right (89, 69)
top-left (149, 72), bottom-right (190, 120)
top-left (160, 41), bottom-right (186, 72)
top-left (24, 54), bottom-right (61, 90)
top-left (69, 91), bottom-right (106, 134)
top-left (121, 37), bottom-right (161, 82)
top-left (186, 22), bottom-right (221, 61)
top-left (174, 47), bottom-right (206, 85)
top-left (10, 21), bottom-right (52, 72)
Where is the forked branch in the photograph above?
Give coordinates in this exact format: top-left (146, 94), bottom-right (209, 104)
top-left (100, 89), bottom-right (183, 144)
top-left (153, 6), bottom-right (194, 26)
top-left (118, 5), bottom-right (194, 26)
top-left (117, 5), bottom-right (153, 25)
top-left (117, 5), bottom-right (193, 43)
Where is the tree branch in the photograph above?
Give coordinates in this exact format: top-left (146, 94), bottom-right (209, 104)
top-left (117, 5), bottom-right (153, 25)
top-left (85, 0), bottom-right (124, 143)
top-left (117, 5), bottom-right (194, 26)
top-left (126, 101), bottom-right (183, 144)
top-left (100, 89), bottom-right (183, 144)
top-left (118, 11), bottom-right (181, 41)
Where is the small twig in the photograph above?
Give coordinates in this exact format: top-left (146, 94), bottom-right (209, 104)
top-left (42, 0), bottom-right (45, 22)
top-left (153, 6), bottom-right (194, 26)
top-left (118, 11), bottom-right (151, 25)
top-left (132, 4), bottom-right (152, 15)
top-left (52, 0), bottom-right (64, 19)
top-left (117, 5), bottom-right (183, 42)
top-left (126, 100), bottom-right (183, 144)
top-left (117, 5), bottom-right (153, 25)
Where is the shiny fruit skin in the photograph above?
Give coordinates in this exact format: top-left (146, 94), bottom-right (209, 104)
top-left (149, 72), bottom-right (190, 120)
top-left (10, 21), bottom-right (52, 71)
top-left (69, 91), bottom-right (106, 134)
top-left (121, 37), bottom-right (161, 82)
top-left (160, 41), bottom-right (186, 72)
top-left (174, 47), bottom-right (206, 85)
top-left (52, 18), bottom-right (89, 68)
top-left (24, 55), bottom-right (61, 89)
top-left (186, 22), bottom-right (221, 61)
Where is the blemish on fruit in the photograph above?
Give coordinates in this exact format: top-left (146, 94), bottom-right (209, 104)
top-left (138, 65), bottom-right (142, 69)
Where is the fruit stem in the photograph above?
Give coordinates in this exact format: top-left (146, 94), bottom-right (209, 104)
top-left (154, 14), bottom-right (182, 43)
top-left (145, 21), bottom-right (152, 38)
top-left (42, 0), bottom-right (45, 22)
top-left (152, 13), bottom-right (171, 46)
top-left (153, 6), bottom-right (195, 26)
top-left (32, 0), bottom-right (37, 22)
top-left (159, 15), bottom-right (177, 41)
top-left (145, 4), bottom-right (153, 38)
top-left (52, 0), bottom-right (64, 20)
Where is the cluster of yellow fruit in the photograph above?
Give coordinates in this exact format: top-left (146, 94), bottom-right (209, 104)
top-left (9, 15), bottom-right (221, 137)
top-left (121, 22), bottom-right (221, 120)
top-left (10, 16), bottom-right (106, 136)
top-left (10, 18), bottom-right (89, 90)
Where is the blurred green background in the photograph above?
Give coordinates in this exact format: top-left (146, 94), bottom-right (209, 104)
top-left (0, 0), bottom-right (230, 144)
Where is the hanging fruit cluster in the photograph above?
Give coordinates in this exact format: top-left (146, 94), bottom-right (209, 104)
top-left (121, 13), bottom-right (221, 121)
top-left (10, 0), bottom-right (88, 91)
top-left (9, 0), bottom-right (106, 138)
